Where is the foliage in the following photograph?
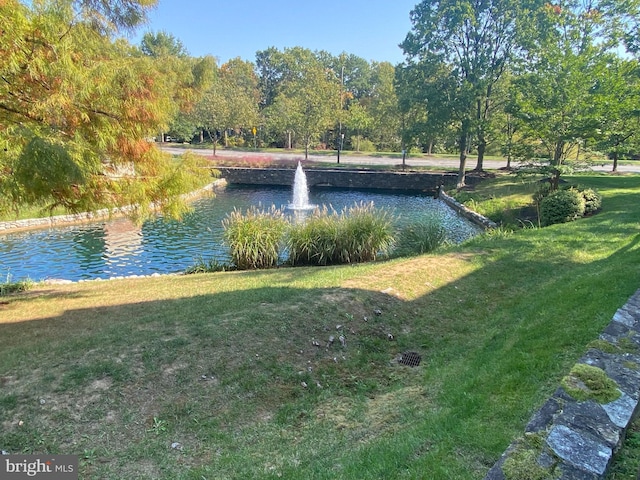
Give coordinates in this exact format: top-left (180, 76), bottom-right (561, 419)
top-left (580, 187), bottom-right (603, 215)
top-left (0, 0), bottom-right (213, 220)
top-left (353, 137), bottom-right (377, 153)
top-left (222, 205), bottom-right (287, 270)
top-left (393, 217), bottom-right (449, 256)
top-left (286, 202), bottom-right (395, 266)
top-left (400, 0), bottom-right (525, 184)
top-left (539, 188), bottom-right (586, 226)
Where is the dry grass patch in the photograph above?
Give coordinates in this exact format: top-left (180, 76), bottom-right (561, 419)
top-left (343, 253), bottom-right (480, 300)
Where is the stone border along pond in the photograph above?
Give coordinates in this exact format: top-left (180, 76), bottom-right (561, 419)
top-left (486, 288), bottom-right (640, 480)
top-left (0, 182), bottom-right (222, 234)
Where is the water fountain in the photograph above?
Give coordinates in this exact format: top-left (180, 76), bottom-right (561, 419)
top-left (0, 179), bottom-right (482, 282)
top-left (288, 162), bottom-right (316, 210)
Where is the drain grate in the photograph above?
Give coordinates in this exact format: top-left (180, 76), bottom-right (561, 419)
top-left (399, 351), bottom-right (422, 367)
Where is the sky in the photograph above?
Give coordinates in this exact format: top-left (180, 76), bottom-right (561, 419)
top-left (130, 0), bottom-right (419, 65)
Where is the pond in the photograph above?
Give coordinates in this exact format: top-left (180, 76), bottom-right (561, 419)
top-left (0, 185), bottom-right (482, 282)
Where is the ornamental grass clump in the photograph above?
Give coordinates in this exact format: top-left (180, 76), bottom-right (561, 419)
top-left (286, 206), bottom-right (340, 266)
top-left (287, 202), bottom-right (394, 266)
top-left (393, 216), bottom-right (449, 256)
top-left (222, 205), bottom-right (287, 270)
top-left (339, 202), bottom-right (395, 263)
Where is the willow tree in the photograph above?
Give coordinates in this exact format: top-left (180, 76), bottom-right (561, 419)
top-left (0, 0), bottom-right (213, 220)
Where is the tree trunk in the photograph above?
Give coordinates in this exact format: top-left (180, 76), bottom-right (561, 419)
top-left (475, 138), bottom-right (486, 172)
top-left (304, 135), bottom-right (309, 160)
top-left (457, 121), bottom-right (470, 188)
top-left (552, 141), bottom-right (564, 166)
top-left (428, 141), bottom-right (433, 156)
top-left (612, 151), bottom-right (619, 172)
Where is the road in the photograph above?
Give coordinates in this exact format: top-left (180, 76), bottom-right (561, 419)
top-left (159, 145), bottom-right (640, 174)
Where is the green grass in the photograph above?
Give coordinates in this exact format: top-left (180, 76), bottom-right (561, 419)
top-left (0, 173), bottom-right (639, 479)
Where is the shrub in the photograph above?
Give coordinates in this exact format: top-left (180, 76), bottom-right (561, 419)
top-left (287, 202), bottom-right (394, 266)
top-left (580, 187), bottom-right (602, 215)
top-left (356, 138), bottom-right (377, 153)
top-left (539, 188), bottom-right (586, 226)
top-left (222, 206), bottom-right (287, 270)
top-left (393, 217), bottom-right (448, 256)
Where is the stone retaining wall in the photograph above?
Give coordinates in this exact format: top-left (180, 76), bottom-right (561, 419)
top-left (216, 167), bottom-right (482, 193)
top-left (0, 182), bottom-right (221, 234)
top-left (438, 189), bottom-right (498, 230)
top-left (485, 288), bottom-right (640, 479)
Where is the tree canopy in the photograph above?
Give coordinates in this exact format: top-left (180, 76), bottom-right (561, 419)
top-left (1, 0), bottom-right (213, 219)
top-left (2, 0), bottom-right (640, 219)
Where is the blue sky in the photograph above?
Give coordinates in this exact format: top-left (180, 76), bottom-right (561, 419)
top-left (130, 0), bottom-right (419, 65)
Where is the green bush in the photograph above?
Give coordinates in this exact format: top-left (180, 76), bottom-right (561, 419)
top-left (539, 188), bottom-right (586, 226)
top-left (287, 202), bottom-right (394, 266)
top-left (222, 206), bottom-right (287, 270)
top-left (393, 217), bottom-right (448, 256)
top-left (580, 187), bottom-right (602, 215)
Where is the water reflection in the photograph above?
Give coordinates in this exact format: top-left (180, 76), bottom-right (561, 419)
top-left (0, 186), bottom-right (481, 282)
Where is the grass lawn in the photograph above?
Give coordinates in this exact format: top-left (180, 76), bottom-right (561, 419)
top-left (1, 173), bottom-right (640, 479)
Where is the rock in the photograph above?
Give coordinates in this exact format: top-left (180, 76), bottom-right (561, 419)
top-left (170, 442), bottom-right (182, 450)
top-left (374, 309), bottom-right (382, 316)
top-left (339, 335), bottom-right (346, 347)
top-left (546, 424), bottom-right (611, 476)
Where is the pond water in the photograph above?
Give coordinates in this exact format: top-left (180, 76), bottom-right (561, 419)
top-left (0, 185), bottom-right (481, 282)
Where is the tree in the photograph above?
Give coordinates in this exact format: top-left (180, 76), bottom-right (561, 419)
top-left (396, 55), bottom-right (463, 161)
top-left (401, 0), bottom-right (527, 186)
top-left (510, 0), bottom-right (640, 187)
top-left (368, 62), bottom-right (401, 152)
top-left (0, 0), bottom-right (213, 219)
top-left (258, 48), bottom-right (340, 158)
top-left (590, 57), bottom-right (640, 172)
top-left (140, 31), bottom-right (188, 58)
top-left (346, 102), bottom-right (373, 151)
top-left (193, 58), bottom-right (260, 154)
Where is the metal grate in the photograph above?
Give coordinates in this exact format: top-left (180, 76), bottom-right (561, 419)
top-left (399, 351), bottom-right (422, 367)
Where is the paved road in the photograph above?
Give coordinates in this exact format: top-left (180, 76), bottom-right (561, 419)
top-left (160, 145), bottom-right (640, 173)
